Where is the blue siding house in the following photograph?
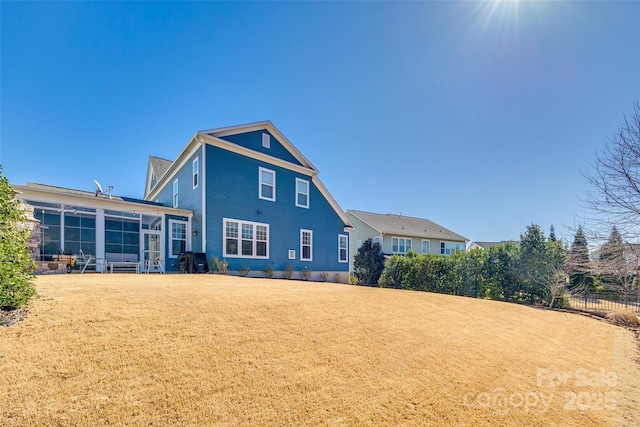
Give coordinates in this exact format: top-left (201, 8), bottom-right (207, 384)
top-left (144, 121), bottom-right (353, 279)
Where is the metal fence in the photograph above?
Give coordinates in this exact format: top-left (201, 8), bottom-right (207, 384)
top-left (571, 291), bottom-right (640, 313)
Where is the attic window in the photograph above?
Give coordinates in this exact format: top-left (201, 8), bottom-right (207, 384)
top-left (262, 133), bottom-right (271, 149)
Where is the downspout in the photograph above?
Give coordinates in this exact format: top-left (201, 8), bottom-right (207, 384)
top-left (200, 137), bottom-right (207, 252)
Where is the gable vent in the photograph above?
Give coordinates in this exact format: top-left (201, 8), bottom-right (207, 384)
top-left (262, 133), bottom-right (271, 149)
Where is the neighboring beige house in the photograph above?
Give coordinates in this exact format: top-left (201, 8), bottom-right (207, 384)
top-left (467, 241), bottom-right (501, 251)
top-left (346, 210), bottom-right (468, 272)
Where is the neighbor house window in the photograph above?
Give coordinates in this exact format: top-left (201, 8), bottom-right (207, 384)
top-left (391, 237), bottom-right (411, 254)
top-left (173, 179), bottom-right (179, 208)
top-left (224, 218), bottom-right (269, 258)
top-left (338, 234), bottom-right (348, 263)
top-left (170, 220), bottom-right (187, 257)
top-left (192, 157), bottom-right (199, 189)
top-left (259, 167), bottom-right (276, 201)
top-left (440, 241), bottom-right (465, 255)
top-left (262, 133), bottom-right (271, 149)
top-left (295, 178), bottom-right (309, 208)
top-left (422, 240), bottom-right (430, 254)
top-left (301, 229), bottom-right (313, 261)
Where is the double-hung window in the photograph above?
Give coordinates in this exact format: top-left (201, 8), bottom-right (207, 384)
top-left (338, 234), bottom-right (348, 263)
top-left (170, 220), bottom-right (187, 257)
top-left (422, 240), bottom-right (430, 254)
top-left (172, 179), bottom-right (179, 208)
top-left (192, 157), bottom-right (199, 189)
top-left (301, 229), bottom-right (313, 261)
top-left (224, 218), bottom-right (269, 258)
top-left (259, 167), bottom-right (276, 201)
top-left (391, 237), bottom-right (411, 254)
top-left (295, 178), bottom-right (309, 208)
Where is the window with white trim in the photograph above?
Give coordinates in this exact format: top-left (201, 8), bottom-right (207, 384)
top-left (192, 157), bottom-right (199, 189)
top-left (172, 179), bottom-right (179, 208)
top-left (295, 178), bottom-right (309, 208)
top-left (338, 234), bottom-right (348, 263)
top-left (301, 229), bottom-right (312, 261)
top-left (224, 218), bottom-right (269, 258)
top-left (422, 240), bottom-right (430, 254)
top-left (259, 167), bottom-right (276, 201)
top-left (440, 241), bottom-right (465, 255)
top-left (391, 237), bottom-right (411, 254)
top-left (169, 220), bottom-right (187, 257)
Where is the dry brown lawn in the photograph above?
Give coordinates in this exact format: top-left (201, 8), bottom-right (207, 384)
top-left (1, 275), bottom-right (639, 426)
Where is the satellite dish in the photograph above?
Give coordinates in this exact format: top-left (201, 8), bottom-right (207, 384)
top-left (94, 180), bottom-right (104, 196)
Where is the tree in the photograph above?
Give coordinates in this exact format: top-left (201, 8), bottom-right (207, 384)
top-left (566, 226), bottom-right (594, 291)
top-left (584, 102), bottom-right (640, 237)
top-left (518, 224), bottom-right (568, 304)
top-left (549, 225), bottom-right (557, 242)
top-left (0, 166), bottom-right (36, 310)
top-left (597, 226), bottom-right (637, 295)
top-left (353, 238), bottom-right (385, 286)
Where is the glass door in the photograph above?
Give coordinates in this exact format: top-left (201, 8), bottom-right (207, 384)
top-left (143, 231), bottom-right (162, 272)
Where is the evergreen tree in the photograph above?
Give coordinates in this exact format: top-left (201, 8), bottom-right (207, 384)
top-left (353, 238), bottom-right (385, 286)
top-left (598, 226), bottom-right (631, 291)
top-left (566, 226), bottom-right (594, 291)
top-left (0, 166), bottom-right (36, 310)
top-left (549, 225), bottom-right (557, 242)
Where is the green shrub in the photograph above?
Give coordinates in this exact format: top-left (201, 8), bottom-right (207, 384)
top-left (0, 166), bottom-right (36, 310)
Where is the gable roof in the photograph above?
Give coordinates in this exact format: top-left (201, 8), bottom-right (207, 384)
top-left (144, 121), bottom-right (353, 229)
top-left (145, 156), bottom-right (173, 198)
top-left (347, 210), bottom-right (468, 242)
top-left (468, 241), bottom-right (502, 249)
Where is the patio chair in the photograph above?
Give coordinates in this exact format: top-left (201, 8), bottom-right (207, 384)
top-left (78, 250), bottom-right (97, 273)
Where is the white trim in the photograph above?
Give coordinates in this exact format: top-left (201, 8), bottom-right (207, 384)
top-left (201, 143), bottom-right (207, 251)
top-left (223, 218), bottom-right (269, 259)
top-left (295, 178), bottom-right (309, 209)
top-left (288, 249), bottom-right (296, 259)
top-left (169, 219), bottom-right (189, 258)
top-left (338, 234), bottom-right (348, 263)
top-left (259, 167), bottom-right (276, 202)
top-left (391, 236), bottom-right (412, 254)
top-left (172, 179), bottom-right (179, 208)
top-left (192, 157), bottom-right (199, 190)
top-left (422, 239), bottom-right (431, 254)
top-left (300, 229), bottom-right (313, 261)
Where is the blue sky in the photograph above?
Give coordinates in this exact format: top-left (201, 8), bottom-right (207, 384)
top-left (1, 1), bottom-right (639, 243)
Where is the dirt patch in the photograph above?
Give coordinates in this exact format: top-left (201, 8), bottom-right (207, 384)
top-left (1, 274), bottom-right (639, 426)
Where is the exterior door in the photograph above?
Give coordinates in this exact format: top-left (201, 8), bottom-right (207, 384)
top-left (142, 230), bottom-right (162, 272)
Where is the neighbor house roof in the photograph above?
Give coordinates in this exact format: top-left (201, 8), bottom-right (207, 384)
top-left (468, 241), bottom-right (501, 249)
top-left (347, 210), bottom-right (468, 242)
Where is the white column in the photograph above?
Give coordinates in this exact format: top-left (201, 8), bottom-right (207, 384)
top-left (95, 209), bottom-right (105, 272)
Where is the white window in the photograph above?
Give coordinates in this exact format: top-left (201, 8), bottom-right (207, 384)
top-left (223, 218), bottom-right (269, 258)
top-left (295, 178), bottom-right (309, 208)
top-left (391, 237), bottom-right (411, 254)
top-left (262, 133), bottom-right (271, 149)
top-left (356, 239), bottom-right (363, 249)
top-left (422, 240), bottom-right (430, 254)
top-left (301, 229), bottom-right (312, 261)
top-left (259, 167), bottom-right (276, 201)
top-left (338, 234), bottom-right (348, 263)
top-left (440, 241), bottom-right (465, 255)
top-left (192, 157), bottom-right (199, 189)
top-left (172, 179), bottom-right (179, 208)
top-left (169, 220), bottom-right (188, 258)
